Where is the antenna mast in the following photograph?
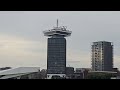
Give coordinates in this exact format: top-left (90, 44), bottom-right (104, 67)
top-left (57, 19), bottom-right (58, 27)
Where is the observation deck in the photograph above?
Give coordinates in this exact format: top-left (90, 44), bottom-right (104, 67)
top-left (43, 20), bottom-right (72, 37)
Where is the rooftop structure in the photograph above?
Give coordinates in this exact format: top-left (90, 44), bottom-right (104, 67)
top-left (0, 67), bottom-right (40, 79)
top-left (43, 19), bottom-right (72, 37)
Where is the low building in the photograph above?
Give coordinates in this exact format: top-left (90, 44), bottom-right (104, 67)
top-left (0, 67), bottom-right (41, 79)
top-left (112, 68), bottom-right (119, 72)
top-left (73, 72), bottom-right (84, 79)
top-left (66, 67), bottom-right (74, 79)
top-left (75, 68), bottom-right (91, 79)
top-left (76, 68), bottom-right (92, 73)
top-left (0, 67), bottom-right (11, 71)
top-left (66, 67), bottom-right (74, 75)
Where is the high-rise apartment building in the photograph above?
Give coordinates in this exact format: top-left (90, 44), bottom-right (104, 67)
top-left (92, 41), bottom-right (113, 71)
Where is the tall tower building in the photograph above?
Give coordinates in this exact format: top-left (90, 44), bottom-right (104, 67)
top-left (43, 20), bottom-right (72, 79)
top-left (91, 41), bottom-right (113, 71)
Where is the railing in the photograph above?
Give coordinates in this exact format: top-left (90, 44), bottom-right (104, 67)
top-left (43, 29), bottom-right (72, 33)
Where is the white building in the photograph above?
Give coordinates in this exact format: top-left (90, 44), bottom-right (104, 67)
top-left (0, 67), bottom-right (40, 79)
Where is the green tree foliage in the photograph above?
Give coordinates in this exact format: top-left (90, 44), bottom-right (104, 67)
top-left (86, 73), bottom-right (116, 79)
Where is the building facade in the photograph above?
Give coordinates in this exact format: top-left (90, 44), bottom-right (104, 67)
top-left (43, 20), bottom-right (72, 79)
top-left (92, 41), bottom-right (113, 71)
top-left (66, 67), bottom-right (74, 75)
top-left (47, 37), bottom-right (66, 74)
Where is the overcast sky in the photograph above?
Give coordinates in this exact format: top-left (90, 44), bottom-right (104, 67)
top-left (0, 11), bottom-right (120, 69)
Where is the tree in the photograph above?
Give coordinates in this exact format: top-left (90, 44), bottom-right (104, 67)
top-left (40, 69), bottom-right (47, 79)
top-left (86, 73), bottom-right (116, 79)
